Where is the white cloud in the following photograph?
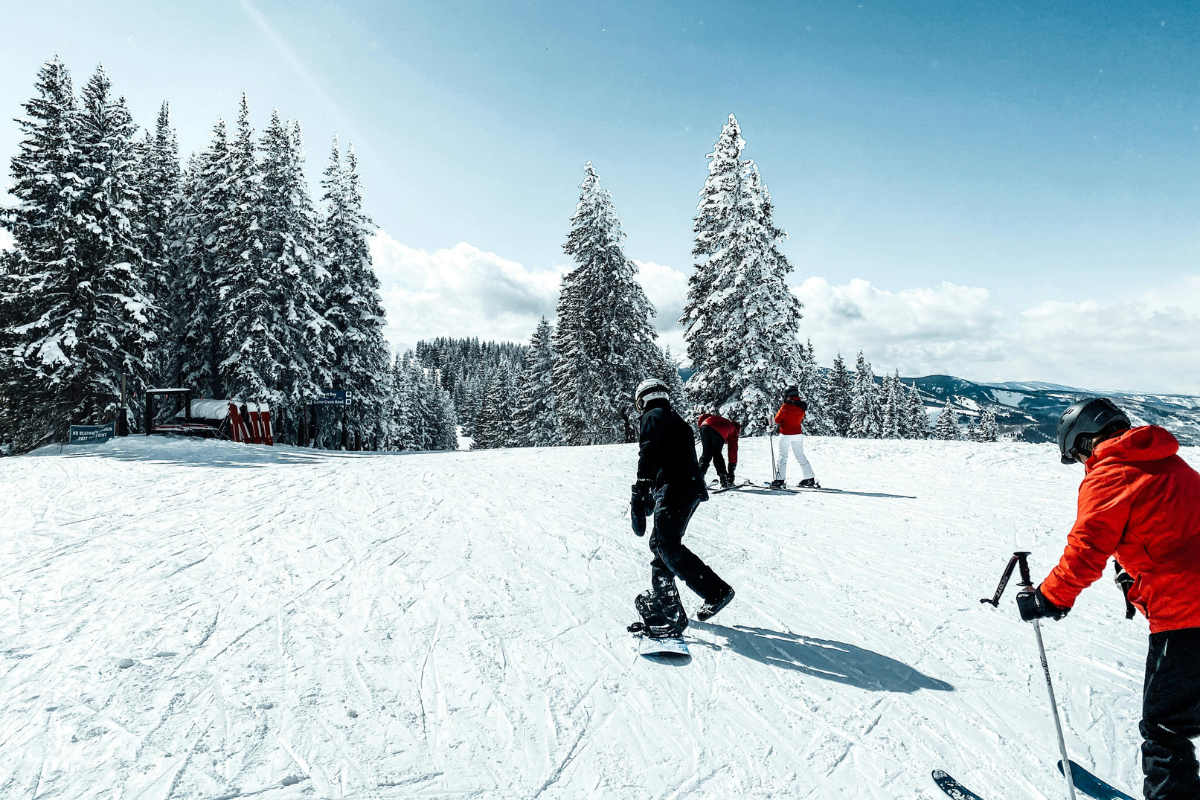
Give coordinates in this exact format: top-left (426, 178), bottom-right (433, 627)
top-left (795, 275), bottom-right (1200, 394)
top-left (370, 231), bottom-right (693, 354)
top-left (368, 230), bottom-right (1199, 393)
top-left (1010, 277), bottom-right (1200, 393)
top-left (794, 277), bottom-right (1007, 374)
top-left (370, 230), bottom-right (563, 350)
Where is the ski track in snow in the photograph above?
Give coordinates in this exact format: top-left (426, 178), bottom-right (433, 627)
top-left (1, 435), bottom-right (1187, 799)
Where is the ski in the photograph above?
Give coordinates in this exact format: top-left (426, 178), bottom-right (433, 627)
top-left (710, 481), bottom-right (752, 494)
top-left (1058, 760), bottom-right (1136, 800)
top-left (931, 770), bottom-right (985, 800)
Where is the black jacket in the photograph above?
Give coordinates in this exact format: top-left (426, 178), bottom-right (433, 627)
top-left (637, 399), bottom-right (708, 505)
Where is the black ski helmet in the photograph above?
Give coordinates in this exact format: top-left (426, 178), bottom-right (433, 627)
top-left (634, 377), bottom-right (670, 413)
top-left (783, 385), bottom-right (800, 399)
top-left (1056, 397), bottom-right (1131, 465)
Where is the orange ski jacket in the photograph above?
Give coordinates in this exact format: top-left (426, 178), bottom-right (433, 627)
top-left (1040, 425), bottom-right (1200, 633)
top-left (774, 399), bottom-right (807, 436)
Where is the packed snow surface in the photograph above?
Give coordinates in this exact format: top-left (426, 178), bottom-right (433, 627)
top-left (3, 435), bottom-right (1193, 799)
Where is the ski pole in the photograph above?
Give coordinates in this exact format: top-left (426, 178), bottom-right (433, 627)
top-left (982, 552), bottom-right (1077, 800)
top-left (769, 429), bottom-right (778, 483)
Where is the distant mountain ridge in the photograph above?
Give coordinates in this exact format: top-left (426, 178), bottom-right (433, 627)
top-left (676, 368), bottom-right (1200, 446)
top-left (908, 375), bottom-right (1200, 446)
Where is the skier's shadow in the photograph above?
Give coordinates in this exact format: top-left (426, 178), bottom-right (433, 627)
top-left (694, 622), bottom-right (953, 693)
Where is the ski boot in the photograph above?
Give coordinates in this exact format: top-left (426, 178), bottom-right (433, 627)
top-left (718, 471), bottom-right (732, 489)
top-left (696, 587), bottom-right (735, 622)
top-left (768, 479), bottom-right (785, 490)
top-left (798, 478), bottom-right (820, 488)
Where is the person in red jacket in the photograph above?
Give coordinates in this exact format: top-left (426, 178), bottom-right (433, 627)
top-left (771, 385), bottom-right (818, 489)
top-left (697, 412), bottom-right (740, 488)
top-left (1017, 397), bottom-right (1200, 800)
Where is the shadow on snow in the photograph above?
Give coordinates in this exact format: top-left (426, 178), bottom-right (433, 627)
top-left (694, 621), bottom-right (953, 693)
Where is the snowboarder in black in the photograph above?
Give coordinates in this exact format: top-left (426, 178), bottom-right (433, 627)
top-left (628, 378), bottom-right (735, 638)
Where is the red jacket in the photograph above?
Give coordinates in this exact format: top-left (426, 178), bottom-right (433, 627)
top-left (774, 399), bottom-right (807, 436)
top-left (698, 414), bottom-right (740, 466)
top-left (1040, 426), bottom-right (1200, 633)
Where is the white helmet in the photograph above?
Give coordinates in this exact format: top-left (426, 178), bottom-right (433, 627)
top-left (634, 378), bottom-right (670, 413)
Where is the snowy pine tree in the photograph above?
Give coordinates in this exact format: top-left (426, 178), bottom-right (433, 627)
top-left (933, 399), bottom-right (959, 440)
top-left (0, 57), bottom-right (85, 447)
top-left (848, 351), bottom-right (881, 439)
top-left (259, 112), bottom-right (329, 443)
top-left (880, 373), bottom-right (902, 439)
top-left (821, 352), bottom-right (852, 437)
top-left (474, 362), bottom-right (519, 449)
top-left (796, 340), bottom-right (828, 435)
top-left (515, 317), bottom-right (558, 447)
top-left (319, 139), bottom-right (391, 449)
top-left (660, 345), bottom-right (686, 408)
top-left (135, 101), bottom-right (181, 388)
top-left (171, 120), bottom-right (231, 399)
top-left (979, 408), bottom-right (999, 442)
top-left (1, 61), bottom-right (154, 448)
top-left (551, 163), bottom-right (658, 445)
top-left (966, 416), bottom-right (978, 442)
top-left (681, 115), bottom-right (804, 434)
top-left (905, 382), bottom-right (929, 439)
top-left (213, 94), bottom-right (278, 408)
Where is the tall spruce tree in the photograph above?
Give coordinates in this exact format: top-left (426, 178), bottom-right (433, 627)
top-left (171, 121), bottom-right (230, 398)
top-left (0, 57), bottom-right (86, 447)
top-left (821, 352), bottom-right (853, 437)
top-left (259, 112), bottom-right (329, 443)
top-left (136, 101), bottom-right (181, 388)
top-left (848, 351), bottom-right (881, 439)
top-left (515, 317), bottom-right (558, 447)
top-left (214, 94), bottom-right (277, 407)
top-left (681, 114), bottom-right (804, 434)
top-left (551, 163), bottom-right (658, 445)
top-left (319, 139), bottom-right (391, 449)
top-left (1, 62), bottom-right (154, 447)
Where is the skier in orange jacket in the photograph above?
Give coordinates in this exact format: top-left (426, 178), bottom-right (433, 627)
top-left (1017, 398), bottom-right (1200, 800)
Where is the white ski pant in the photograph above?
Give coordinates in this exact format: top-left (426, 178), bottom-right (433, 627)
top-left (775, 433), bottom-right (814, 482)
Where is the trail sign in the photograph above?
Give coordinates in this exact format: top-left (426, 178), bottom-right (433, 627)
top-left (69, 422), bottom-right (115, 444)
top-left (312, 390), bottom-right (351, 407)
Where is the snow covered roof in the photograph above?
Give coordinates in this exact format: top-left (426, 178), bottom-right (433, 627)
top-left (177, 400), bottom-right (233, 420)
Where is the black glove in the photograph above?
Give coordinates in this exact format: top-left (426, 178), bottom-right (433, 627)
top-left (1114, 561), bottom-right (1136, 620)
top-left (630, 480), bottom-right (654, 536)
top-left (1016, 586), bottom-right (1069, 622)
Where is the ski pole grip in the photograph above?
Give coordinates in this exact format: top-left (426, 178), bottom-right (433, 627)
top-left (981, 551), bottom-right (1033, 607)
top-left (1015, 551), bottom-right (1033, 589)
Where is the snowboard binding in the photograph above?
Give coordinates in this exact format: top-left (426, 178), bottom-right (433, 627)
top-left (630, 584), bottom-right (688, 638)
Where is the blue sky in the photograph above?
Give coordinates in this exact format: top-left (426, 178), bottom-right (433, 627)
top-left (2, 1), bottom-right (1199, 392)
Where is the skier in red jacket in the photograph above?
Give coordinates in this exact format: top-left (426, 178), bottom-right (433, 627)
top-left (771, 385), bottom-right (818, 489)
top-left (1017, 398), bottom-right (1200, 800)
top-left (697, 413), bottom-right (740, 488)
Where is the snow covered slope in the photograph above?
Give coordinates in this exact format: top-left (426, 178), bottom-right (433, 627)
top-left (3, 435), bottom-right (1192, 799)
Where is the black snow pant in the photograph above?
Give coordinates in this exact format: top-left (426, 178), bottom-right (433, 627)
top-left (648, 496), bottom-right (731, 622)
top-left (1142, 626), bottom-right (1200, 800)
top-left (697, 426), bottom-right (728, 480)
